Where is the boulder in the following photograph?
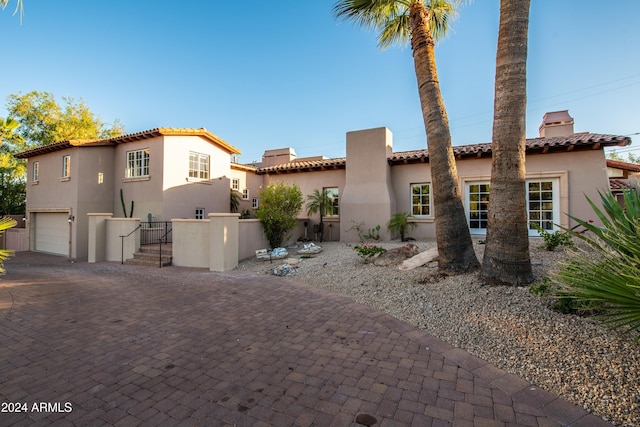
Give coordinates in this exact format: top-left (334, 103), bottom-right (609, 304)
top-left (373, 243), bottom-right (419, 266)
top-left (399, 247), bottom-right (439, 270)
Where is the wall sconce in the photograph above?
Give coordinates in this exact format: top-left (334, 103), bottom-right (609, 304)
top-left (68, 215), bottom-right (75, 223)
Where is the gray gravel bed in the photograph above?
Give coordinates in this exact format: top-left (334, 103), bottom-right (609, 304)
top-left (237, 238), bottom-right (639, 427)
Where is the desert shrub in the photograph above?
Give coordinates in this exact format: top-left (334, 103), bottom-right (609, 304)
top-left (552, 189), bottom-right (640, 342)
top-left (354, 244), bottom-right (386, 263)
top-left (531, 223), bottom-right (573, 251)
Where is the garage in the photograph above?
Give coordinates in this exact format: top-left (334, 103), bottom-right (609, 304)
top-left (33, 212), bottom-right (69, 256)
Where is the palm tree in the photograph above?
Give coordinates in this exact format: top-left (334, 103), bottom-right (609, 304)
top-left (0, 0), bottom-right (23, 21)
top-left (305, 189), bottom-right (329, 242)
top-left (387, 212), bottom-right (418, 242)
top-left (481, 0), bottom-right (533, 285)
top-left (334, 0), bottom-right (478, 273)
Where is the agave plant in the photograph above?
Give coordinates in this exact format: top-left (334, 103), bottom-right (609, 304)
top-left (552, 189), bottom-right (640, 342)
top-left (0, 216), bottom-right (17, 274)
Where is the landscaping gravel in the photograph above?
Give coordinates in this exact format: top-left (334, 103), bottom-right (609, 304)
top-left (237, 238), bottom-right (640, 427)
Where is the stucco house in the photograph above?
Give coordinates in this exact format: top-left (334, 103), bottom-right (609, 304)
top-left (14, 110), bottom-right (632, 260)
top-left (14, 128), bottom-right (241, 259)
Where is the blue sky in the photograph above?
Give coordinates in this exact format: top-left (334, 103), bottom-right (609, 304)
top-left (1, 0), bottom-right (639, 163)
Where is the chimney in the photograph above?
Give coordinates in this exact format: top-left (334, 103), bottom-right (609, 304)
top-left (261, 147), bottom-right (297, 167)
top-left (539, 110), bottom-right (574, 137)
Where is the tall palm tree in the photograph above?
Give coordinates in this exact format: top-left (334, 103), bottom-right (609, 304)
top-left (334, 0), bottom-right (479, 273)
top-left (481, 0), bottom-right (533, 285)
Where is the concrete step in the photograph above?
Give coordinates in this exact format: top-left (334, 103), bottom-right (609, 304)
top-left (125, 250), bottom-right (172, 267)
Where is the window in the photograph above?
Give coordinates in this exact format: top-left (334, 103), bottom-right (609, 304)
top-left (195, 208), bottom-right (205, 220)
top-left (411, 183), bottom-right (431, 216)
top-left (252, 198), bottom-right (259, 209)
top-left (527, 180), bottom-right (558, 234)
top-left (467, 183), bottom-right (490, 232)
top-left (324, 187), bottom-right (339, 216)
top-left (242, 189), bottom-right (249, 200)
top-left (32, 161), bottom-right (39, 181)
top-left (189, 152), bottom-right (209, 180)
top-left (62, 155), bottom-right (71, 177)
top-left (232, 178), bottom-right (240, 190)
top-left (126, 149), bottom-right (150, 178)
top-left (465, 179), bottom-right (559, 236)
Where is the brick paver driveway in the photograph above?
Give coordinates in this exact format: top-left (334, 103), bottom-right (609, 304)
top-left (0, 252), bottom-right (609, 426)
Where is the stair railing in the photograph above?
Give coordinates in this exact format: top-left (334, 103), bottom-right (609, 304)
top-left (157, 225), bottom-right (172, 268)
top-left (119, 224), bottom-right (142, 265)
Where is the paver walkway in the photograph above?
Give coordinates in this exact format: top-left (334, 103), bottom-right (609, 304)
top-left (0, 252), bottom-right (610, 426)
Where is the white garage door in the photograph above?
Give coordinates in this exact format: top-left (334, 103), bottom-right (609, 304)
top-left (34, 213), bottom-right (68, 256)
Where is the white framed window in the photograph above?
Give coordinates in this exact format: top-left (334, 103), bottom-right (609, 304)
top-left (323, 187), bottom-right (339, 216)
top-left (126, 149), bottom-right (150, 178)
top-left (466, 182), bottom-right (491, 233)
top-left (232, 178), bottom-right (240, 190)
top-left (411, 183), bottom-right (431, 216)
top-left (32, 161), bottom-right (39, 181)
top-left (252, 198), bottom-right (259, 209)
top-left (527, 179), bottom-right (559, 236)
top-left (195, 208), bottom-right (205, 220)
top-left (464, 178), bottom-right (560, 236)
top-left (189, 152), bottom-right (209, 180)
top-left (242, 188), bottom-right (249, 200)
top-left (62, 155), bottom-right (71, 177)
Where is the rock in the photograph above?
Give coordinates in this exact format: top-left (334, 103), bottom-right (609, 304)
top-left (373, 243), bottom-right (419, 266)
top-left (399, 247), bottom-right (439, 270)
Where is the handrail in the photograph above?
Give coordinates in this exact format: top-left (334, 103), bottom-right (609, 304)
top-left (157, 225), bottom-right (172, 268)
top-left (119, 224), bottom-right (142, 264)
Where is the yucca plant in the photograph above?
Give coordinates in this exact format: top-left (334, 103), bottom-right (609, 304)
top-left (552, 189), bottom-right (640, 342)
top-left (0, 216), bottom-right (17, 274)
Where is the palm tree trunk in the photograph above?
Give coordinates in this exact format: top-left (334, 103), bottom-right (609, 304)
top-left (409, 3), bottom-right (479, 274)
top-left (481, 0), bottom-right (533, 285)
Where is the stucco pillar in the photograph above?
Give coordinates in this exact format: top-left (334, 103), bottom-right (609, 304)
top-left (87, 213), bottom-right (113, 263)
top-left (340, 127), bottom-right (397, 242)
top-left (105, 218), bottom-right (141, 263)
top-left (209, 213), bottom-right (240, 272)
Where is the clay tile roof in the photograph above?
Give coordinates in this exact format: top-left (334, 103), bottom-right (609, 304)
top-left (609, 178), bottom-right (632, 190)
top-left (14, 127), bottom-right (241, 159)
top-left (388, 133), bottom-right (631, 165)
top-left (256, 157), bottom-right (346, 174)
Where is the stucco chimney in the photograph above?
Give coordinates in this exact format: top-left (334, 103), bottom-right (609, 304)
top-left (340, 127), bottom-right (396, 242)
top-left (539, 110), bottom-right (574, 137)
top-left (261, 147), bottom-right (297, 167)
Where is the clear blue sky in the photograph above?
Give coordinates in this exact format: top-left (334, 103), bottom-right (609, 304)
top-left (1, 0), bottom-right (639, 163)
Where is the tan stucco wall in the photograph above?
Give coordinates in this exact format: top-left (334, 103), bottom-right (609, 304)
top-left (340, 127), bottom-right (396, 242)
top-left (171, 219), bottom-right (210, 268)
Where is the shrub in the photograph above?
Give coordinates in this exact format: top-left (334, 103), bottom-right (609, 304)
top-left (531, 223), bottom-right (573, 251)
top-left (254, 182), bottom-right (303, 248)
top-left (354, 244), bottom-right (386, 263)
top-left (552, 189), bottom-right (640, 342)
top-left (0, 216), bottom-right (17, 274)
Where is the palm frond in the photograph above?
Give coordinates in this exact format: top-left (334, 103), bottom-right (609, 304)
top-left (0, 216), bottom-right (17, 275)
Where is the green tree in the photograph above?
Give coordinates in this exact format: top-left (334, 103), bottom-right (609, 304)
top-left (607, 150), bottom-right (640, 165)
top-left (334, 0), bottom-right (479, 274)
top-left (0, 117), bottom-right (26, 214)
top-left (230, 189), bottom-right (241, 213)
top-left (0, 216), bottom-right (17, 274)
top-left (481, 0), bottom-right (533, 285)
top-left (6, 91), bottom-right (125, 148)
top-left (255, 182), bottom-right (303, 248)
